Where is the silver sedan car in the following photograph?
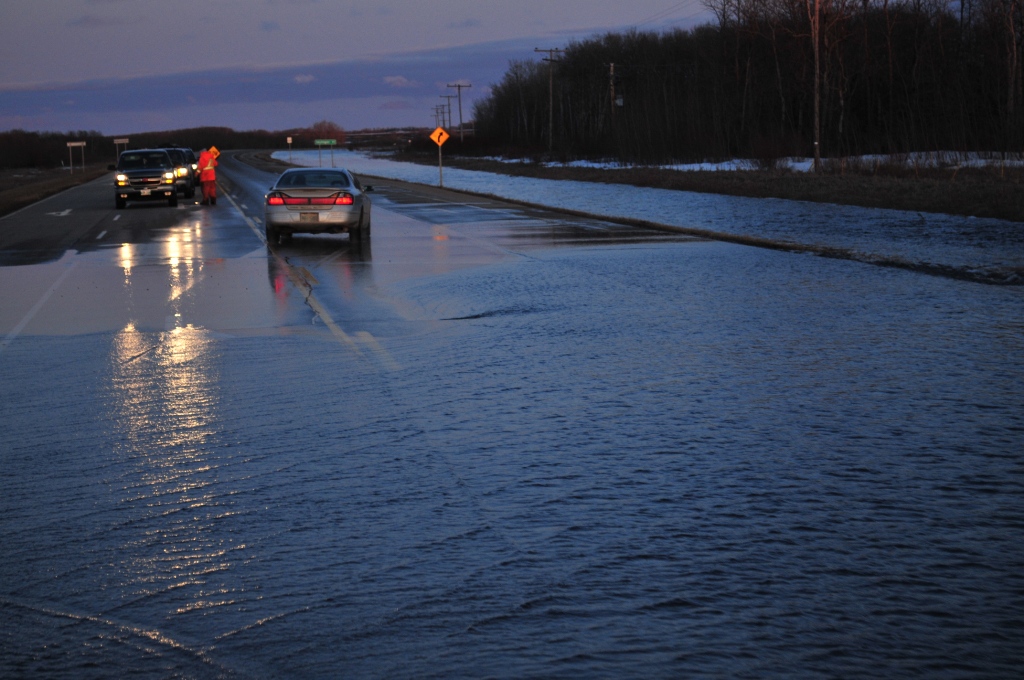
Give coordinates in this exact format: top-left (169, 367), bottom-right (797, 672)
top-left (264, 168), bottom-right (373, 245)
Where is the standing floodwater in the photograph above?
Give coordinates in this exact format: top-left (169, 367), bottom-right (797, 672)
top-left (1, 159), bottom-right (1022, 678)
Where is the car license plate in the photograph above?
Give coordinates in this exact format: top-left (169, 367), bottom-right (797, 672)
top-left (300, 212), bottom-right (318, 222)
top-left (140, 189), bottom-right (151, 196)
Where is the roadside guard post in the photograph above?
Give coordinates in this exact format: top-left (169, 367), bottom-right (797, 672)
top-left (430, 127), bottom-right (449, 187)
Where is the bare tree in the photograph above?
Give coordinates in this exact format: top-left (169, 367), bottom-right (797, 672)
top-left (308, 120), bottom-right (346, 144)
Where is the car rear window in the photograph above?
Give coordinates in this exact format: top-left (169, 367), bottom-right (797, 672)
top-left (119, 152), bottom-right (171, 169)
top-left (277, 171), bottom-right (351, 188)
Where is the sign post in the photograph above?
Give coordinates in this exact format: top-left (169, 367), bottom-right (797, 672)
top-left (67, 141), bottom-right (86, 174)
top-left (430, 127), bottom-right (449, 187)
top-left (112, 138), bottom-right (129, 162)
top-left (287, 136), bottom-right (293, 163)
top-left (314, 138), bottom-right (337, 167)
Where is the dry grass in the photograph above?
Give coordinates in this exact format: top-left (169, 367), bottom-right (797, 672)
top-left (0, 164), bottom-right (109, 217)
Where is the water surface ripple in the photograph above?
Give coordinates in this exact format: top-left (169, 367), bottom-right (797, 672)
top-left (2, 239), bottom-right (1022, 677)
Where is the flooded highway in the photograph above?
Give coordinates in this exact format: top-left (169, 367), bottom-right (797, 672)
top-left (1, 154), bottom-right (1022, 678)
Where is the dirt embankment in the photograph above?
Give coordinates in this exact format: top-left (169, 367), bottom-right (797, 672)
top-left (0, 165), bottom-right (110, 217)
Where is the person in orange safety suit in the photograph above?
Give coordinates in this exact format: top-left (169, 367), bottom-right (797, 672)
top-left (197, 147), bottom-right (219, 205)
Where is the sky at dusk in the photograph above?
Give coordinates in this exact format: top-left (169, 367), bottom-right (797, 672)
top-left (0, 0), bottom-right (711, 135)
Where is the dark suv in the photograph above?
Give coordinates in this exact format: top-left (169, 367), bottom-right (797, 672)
top-left (111, 149), bottom-right (178, 208)
top-left (164, 148), bottom-right (196, 198)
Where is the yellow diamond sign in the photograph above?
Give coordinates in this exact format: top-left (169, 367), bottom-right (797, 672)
top-left (430, 127), bottom-right (450, 147)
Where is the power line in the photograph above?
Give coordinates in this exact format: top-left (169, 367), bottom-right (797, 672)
top-left (633, 0), bottom-right (706, 28)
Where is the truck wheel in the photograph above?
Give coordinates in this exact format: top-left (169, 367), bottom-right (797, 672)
top-left (115, 197), bottom-right (126, 209)
top-left (168, 194), bottom-right (178, 207)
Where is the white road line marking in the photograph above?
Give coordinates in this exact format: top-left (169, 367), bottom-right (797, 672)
top-left (219, 188), bottom-right (396, 368)
top-left (46, 208), bottom-right (72, 217)
top-left (219, 190), bottom-right (266, 243)
top-left (113, 215), bottom-right (121, 221)
top-left (96, 230), bottom-right (107, 240)
top-left (0, 262), bottom-right (78, 356)
top-left (355, 331), bottom-right (401, 371)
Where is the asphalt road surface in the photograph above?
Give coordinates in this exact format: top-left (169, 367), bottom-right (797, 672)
top-left (1, 152), bottom-right (1022, 678)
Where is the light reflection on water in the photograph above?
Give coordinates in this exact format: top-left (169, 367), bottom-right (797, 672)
top-left (109, 322), bottom-right (230, 613)
top-left (104, 217), bottom-right (239, 641)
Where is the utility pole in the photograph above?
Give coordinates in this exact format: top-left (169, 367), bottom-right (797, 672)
top-left (446, 82), bottom-right (472, 141)
top-left (610, 63), bottom-right (616, 120)
top-left (806, 0), bottom-right (822, 173)
top-left (440, 94), bottom-right (457, 129)
top-left (535, 48), bottom-right (564, 153)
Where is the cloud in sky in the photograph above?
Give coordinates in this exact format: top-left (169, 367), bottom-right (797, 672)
top-left (66, 14), bottom-right (125, 28)
top-left (0, 38), bottom-right (539, 133)
top-left (3, 1), bottom-right (711, 85)
top-left (0, 0), bottom-right (712, 132)
top-left (447, 19), bottom-right (481, 30)
top-left (384, 76), bottom-right (417, 88)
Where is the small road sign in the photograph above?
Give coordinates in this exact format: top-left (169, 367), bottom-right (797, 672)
top-left (66, 141), bottom-right (86, 174)
top-left (430, 128), bottom-right (450, 147)
top-left (315, 139), bottom-right (337, 146)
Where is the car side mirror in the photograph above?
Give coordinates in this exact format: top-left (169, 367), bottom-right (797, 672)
top-left (364, 185), bottom-right (374, 192)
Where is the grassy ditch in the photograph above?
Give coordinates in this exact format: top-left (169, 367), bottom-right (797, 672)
top-left (0, 165), bottom-right (110, 217)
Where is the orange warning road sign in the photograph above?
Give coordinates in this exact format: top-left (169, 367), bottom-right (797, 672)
top-left (430, 127), bottom-right (450, 146)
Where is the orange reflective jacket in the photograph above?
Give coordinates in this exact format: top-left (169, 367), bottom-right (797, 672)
top-left (198, 150), bottom-right (217, 182)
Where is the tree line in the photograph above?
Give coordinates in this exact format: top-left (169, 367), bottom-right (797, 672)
top-left (472, 0), bottom-right (1024, 164)
top-left (0, 121), bottom-right (348, 170)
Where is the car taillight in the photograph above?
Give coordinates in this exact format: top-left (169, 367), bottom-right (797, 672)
top-left (266, 192), bottom-right (354, 206)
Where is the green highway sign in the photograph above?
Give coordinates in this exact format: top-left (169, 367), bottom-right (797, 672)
top-left (314, 139), bottom-right (337, 146)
